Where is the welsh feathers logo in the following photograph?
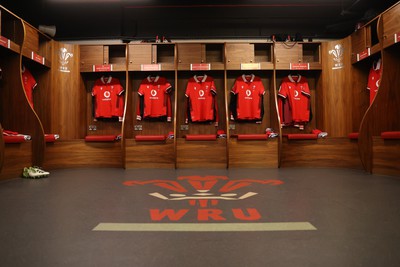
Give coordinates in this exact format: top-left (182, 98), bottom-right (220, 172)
top-left (123, 176), bottom-right (283, 221)
top-left (329, 44), bottom-right (344, 70)
top-left (58, 47), bottom-right (73, 73)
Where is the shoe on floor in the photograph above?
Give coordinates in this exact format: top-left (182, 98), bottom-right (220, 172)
top-left (22, 166), bottom-right (50, 179)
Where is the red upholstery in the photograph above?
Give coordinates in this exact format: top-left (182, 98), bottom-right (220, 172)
top-left (381, 131), bottom-right (400, 140)
top-left (85, 135), bottom-right (117, 142)
top-left (45, 134), bottom-right (57, 143)
top-left (135, 135), bottom-right (166, 141)
top-left (3, 135), bottom-right (27, 143)
top-left (287, 134), bottom-right (318, 140)
top-left (348, 132), bottom-right (359, 140)
top-left (237, 134), bottom-right (268, 140)
top-left (185, 134), bottom-right (217, 141)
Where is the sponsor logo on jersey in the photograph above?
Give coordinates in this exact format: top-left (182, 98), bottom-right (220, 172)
top-left (198, 89), bottom-right (205, 99)
top-left (245, 89), bottom-right (253, 100)
top-left (103, 91), bottom-right (111, 101)
top-left (150, 89), bottom-right (159, 99)
top-left (294, 90), bottom-right (300, 100)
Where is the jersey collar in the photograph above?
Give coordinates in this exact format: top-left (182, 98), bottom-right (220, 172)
top-left (194, 74), bottom-right (207, 83)
top-left (373, 58), bottom-right (381, 70)
top-left (242, 74), bottom-right (255, 82)
top-left (147, 75), bottom-right (160, 82)
top-left (101, 75), bottom-right (113, 84)
top-left (288, 74), bottom-right (302, 83)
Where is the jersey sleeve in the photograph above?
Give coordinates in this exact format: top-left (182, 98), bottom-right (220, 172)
top-left (211, 79), bottom-right (217, 95)
top-left (301, 81), bottom-right (311, 97)
top-left (278, 84), bottom-right (288, 98)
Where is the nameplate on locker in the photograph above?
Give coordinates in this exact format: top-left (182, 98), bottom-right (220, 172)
top-left (241, 63), bottom-right (261, 70)
top-left (93, 64), bottom-right (113, 72)
top-left (190, 63), bottom-right (211, 71)
top-left (31, 52), bottom-right (45, 65)
top-left (290, 63), bottom-right (310, 70)
top-left (357, 48), bottom-right (371, 62)
top-left (141, 64), bottom-right (161, 71)
top-left (0, 36), bottom-right (10, 49)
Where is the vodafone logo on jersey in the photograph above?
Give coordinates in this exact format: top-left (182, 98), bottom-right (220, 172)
top-left (123, 175), bottom-right (284, 221)
top-left (198, 90), bottom-right (206, 99)
top-left (150, 89), bottom-right (159, 100)
top-left (244, 89), bottom-right (253, 100)
top-left (103, 91), bottom-right (111, 101)
top-left (294, 90), bottom-right (300, 100)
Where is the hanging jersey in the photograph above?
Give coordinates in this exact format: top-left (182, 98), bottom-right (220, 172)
top-left (22, 67), bottom-right (37, 108)
top-left (137, 76), bottom-right (172, 121)
top-left (92, 76), bottom-right (124, 119)
top-left (367, 58), bottom-right (382, 105)
top-left (278, 74), bottom-right (310, 124)
top-left (278, 97), bottom-right (293, 126)
top-left (230, 74), bottom-right (265, 121)
top-left (185, 75), bottom-right (218, 123)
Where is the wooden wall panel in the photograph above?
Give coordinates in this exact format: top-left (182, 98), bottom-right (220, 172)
top-left (177, 43), bottom-right (204, 64)
top-left (229, 139), bottom-right (278, 168)
top-left (43, 140), bottom-right (122, 169)
top-left (351, 28), bottom-right (367, 55)
top-left (79, 45), bottom-right (105, 72)
top-left (372, 137), bottom-right (400, 177)
top-left (125, 139), bottom-right (175, 168)
top-left (280, 137), bottom-right (363, 169)
top-left (128, 44), bottom-right (152, 67)
top-left (176, 138), bottom-right (226, 168)
top-left (50, 42), bottom-right (86, 139)
top-left (321, 38), bottom-right (353, 136)
top-left (382, 3), bottom-right (400, 48)
top-left (22, 22), bottom-right (38, 55)
top-left (1, 142), bottom-right (32, 180)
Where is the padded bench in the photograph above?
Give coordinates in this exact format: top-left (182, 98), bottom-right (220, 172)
top-left (348, 132), bottom-right (359, 140)
top-left (381, 131), bottom-right (400, 139)
top-left (3, 135), bottom-right (27, 143)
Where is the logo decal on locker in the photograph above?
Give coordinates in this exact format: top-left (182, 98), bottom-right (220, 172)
top-left (123, 176), bottom-right (284, 222)
top-left (58, 47), bottom-right (73, 73)
top-left (329, 44), bottom-right (344, 70)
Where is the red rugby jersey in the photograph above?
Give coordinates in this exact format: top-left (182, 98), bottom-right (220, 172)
top-left (230, 74), bottom-right (265, 121)
top-left (367, 58), bottom-right (382, 105)
top-left (22, 66), bottom-right (37, 108)
top-left (92, 76), bottom-right (124, 119)
top-left (185, 75), bottom-right (218, 123)
top-left (137, 76), bottom-right (172, 121)
top-left (278, 74), bottom-right (311, 124)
